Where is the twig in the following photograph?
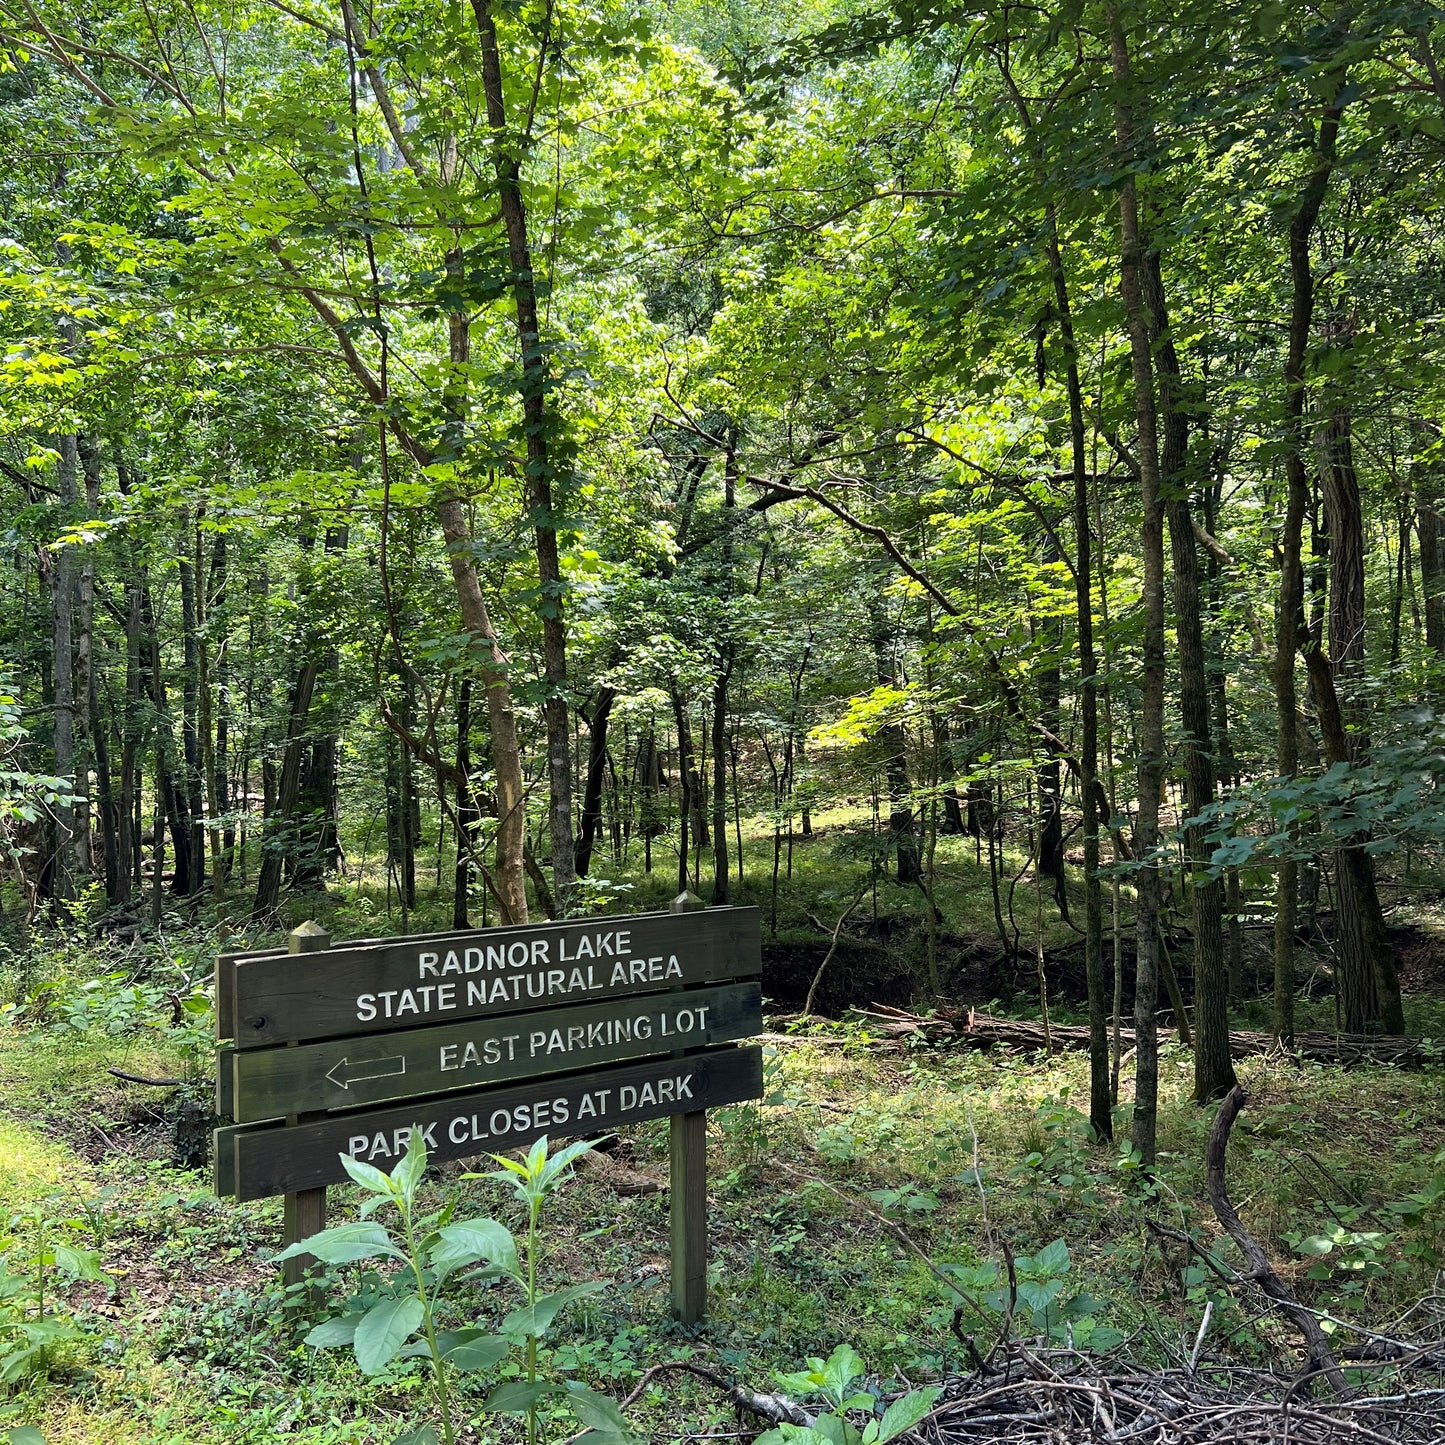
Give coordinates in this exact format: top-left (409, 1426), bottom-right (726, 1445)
top-left (108, 1067), bottom-right (182, 1087)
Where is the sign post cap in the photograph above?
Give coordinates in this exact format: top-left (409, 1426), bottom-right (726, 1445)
top-left (288, 920), bottom-right (332, 953)
top-left (670, 891), bottom-right (705, 914)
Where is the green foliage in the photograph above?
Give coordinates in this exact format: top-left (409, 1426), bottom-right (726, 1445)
top-left (755, 1343), bottom-right (941, 1445)
top-left (0, 1204), bottom-right (106, 1383)
top-left (285, 1130), bottom-right (638, 1445)
top-left (939, 1239), bottom-right (1124, 1352)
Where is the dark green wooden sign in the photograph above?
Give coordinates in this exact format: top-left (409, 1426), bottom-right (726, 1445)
top-left (219, 906), bottom-right (761, 1048)
top-left (216, 1044), bottom-right (763, 1201)
top-left (227, 980), bottom-right (762, 1122)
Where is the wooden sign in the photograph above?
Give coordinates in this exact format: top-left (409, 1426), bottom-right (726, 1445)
top-left (227, 981), bottom-right (762, 1123)
top-left (216, 1044), bottom-right (763, 1200)
top-left (219, 907), bottom-right (761, 1048)
top-left (214, 902), bottom-right (764, 1325)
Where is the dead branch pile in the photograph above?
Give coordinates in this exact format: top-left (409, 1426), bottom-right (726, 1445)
top-left (823, 1003), bottom-right (1440, 1069)
top-left (907, 1348), bottom-right (1445, 1444)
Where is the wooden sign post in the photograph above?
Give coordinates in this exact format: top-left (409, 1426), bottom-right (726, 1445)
top-left (282, 921), bottom-right (329, 1302)
top-left (668, 890), bottom-right (708, 1325)
top-left (214, 905), bottom-right (764, 1325)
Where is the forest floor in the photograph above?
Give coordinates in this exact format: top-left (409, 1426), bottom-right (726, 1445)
top-left (2, 829), bottom-right (1445, 1443)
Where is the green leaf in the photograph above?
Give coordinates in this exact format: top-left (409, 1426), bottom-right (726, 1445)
top-left (439, 1329), bottom-right (509, 1372)
top-left (340, 1152), bottom-right (397, 1195)
top-left (502, 1280), bottom-right (606, 1338)
top-left (818, 1343), bottom-right (866, 1406)
top-left (393, 1428), bottom-right (439, 1445)
top-left (484, 1380), bottom-right (555, 1414)
top-left (392, 1130), bottom-right (428, 1201)
top-left (51, 1244), bottom-right (107, 1282)
top-left (433, 1218), bottom-right (519, 1279)
top-left (1298, 1235), bottom-right (1335, 1256)
top-left (564, 1380), bottom-right (639, 1440)
top-left (1031, 1239), bottom-right (1070, 1276)
top-left (540, 1137), bottom-right (599, 1189)
top-left (6, 1427), bottom-right (47, 1445)
top-left (876, 1387), bottom-right (942, 1443)
top-left (304, 1316), bottom-right (359, 1349)
top-left (277, 1221), bottom-right (404, 1265)
top-left (354, 1294), bottom-right (426, 1374)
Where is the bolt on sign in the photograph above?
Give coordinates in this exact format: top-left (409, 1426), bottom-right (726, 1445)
top-left (213, 901), bottom-right (764, 1323)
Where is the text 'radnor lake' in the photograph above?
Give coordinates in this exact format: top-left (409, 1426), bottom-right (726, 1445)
top-left (354, 928), bottom-right (687, 1023)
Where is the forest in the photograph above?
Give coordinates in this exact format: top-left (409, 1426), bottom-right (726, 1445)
top-left (0, 0), bottom-right (1444, 1441)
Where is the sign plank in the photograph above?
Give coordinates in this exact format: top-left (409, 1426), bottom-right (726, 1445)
top-left (229, 980), bottom-right (761, 1123)
top-left (219, 1045), bottom-right (763, 1200)
top-left (222, 906), bottom-right (761, 1048)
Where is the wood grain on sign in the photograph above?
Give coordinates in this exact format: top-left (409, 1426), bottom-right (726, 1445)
top-left (218, 1045), bottom-right (763, 1200)
top-left (228, 981), bottom-right (762, 1123)
top-left (222, 907), bottom-right (761, 1048)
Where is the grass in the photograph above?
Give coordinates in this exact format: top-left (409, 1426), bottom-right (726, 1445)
top-left (0, 1001), bottom-right (1442, 1443)
top-left (2, 830), bottom-right (1444, 1441)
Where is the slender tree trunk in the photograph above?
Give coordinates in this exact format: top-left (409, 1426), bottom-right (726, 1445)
top-left (1419, 474), bottom-right (1445, 654)
top-left (711, 666), bottom-right (731, 903)
top-left (178, 519), bottom-right (206, 895)
top-left (1043, 201), bottom-right (1112, 1141)
top-left (1109, 5), bottom-right (1166, 1166)
top-left (1319, 403), bottom-right (1406, 1033)
top-left (1036, 530), bottom-right (1068, 918)
top-left (119, 579), bottom-right (141, 903)
top-left (574, 686), bottom-right (616, 877)
top-left (1142, 253), bottom-right (1235, 1103)
top-left (672, 694), bottom-right (695, 894)
top-left (453, 676), bottom-right (476, 929)
top-left (868, 588), bottom-right (920, 885)
top-left (1275, 102), bottom-right (1341, 1044)
top-left (434, 495), bottom-right (528, 923)
top-left (72, 435), bottom-right (101, 887)
top-left (210, 531), bottom-right (232, 889)
top-left (472, 0), bottom-right (575, 906)
top-left (50, 436), bottom-right (79, 901)
top-left (141, 579), bottom-right (192, 895)
top-left (251, 658), bottom-right (321, 920)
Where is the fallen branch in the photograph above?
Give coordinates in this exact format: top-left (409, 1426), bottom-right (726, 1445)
top-left (107, 1067), bottom-right (182, 1087)
top-left (817, 1004), bottom-right (1442, 1070)
top-left (1206, 1085), bottom-right (1351, 1398)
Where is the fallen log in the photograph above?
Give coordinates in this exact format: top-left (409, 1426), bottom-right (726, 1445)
top-left (777, 1003), bottom-right (1441, 1069)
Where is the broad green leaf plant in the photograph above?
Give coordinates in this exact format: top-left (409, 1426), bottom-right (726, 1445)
top-left (279, 1131), bottom-right (637, 1445)
top-left (755, 1344), bottom-right (940, 1445)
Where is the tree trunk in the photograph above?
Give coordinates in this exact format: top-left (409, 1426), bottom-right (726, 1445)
top-left (472, 0), bottom-right (575, 907)
top-left (1036, 531), bottom-right (1068, 918)
top-left (574, 687), bottom-right (616, 878)
top-left (49, 436), bottom-right (79, 900)
top-left (141, 579), bottom-right (192, 895)
top-left (1419, 473), bottom-right (1445, 654)
top-left (251, 658), bottom-right (321, 920)
top-left (1043, 197), bottom-right (1112, 1142)
top-left (209, 530), bottom-right (232, 893)
top-left (1318, 404), bottom-right (1406, 1033)
top-left (868, 587), bottom-right (920, 885)
top-left (1142, 251), bottom-right (1236, 1104)
top-left (711, 666), bottom-right (731, 904)
top-left (1109, 4), bottom-right (1166, 1166)
top-left (1275, 102), bottom-right (1341, 1044)
top-left (118, 579), bottom-right (141, 903)
top-left (178, 519), bottom-right (206, 895)
top-left (453, 676), bottom-right (476, 929)
top-left (73, 434), bottom-right (101, 887)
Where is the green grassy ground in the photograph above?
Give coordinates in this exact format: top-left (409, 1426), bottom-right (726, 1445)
top-left (3, 824), bottom-right (1444, 1442)
top-left (1, 1005), bottom-right (1443, 1443)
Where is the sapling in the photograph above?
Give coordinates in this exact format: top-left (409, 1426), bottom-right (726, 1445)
top-left (280, 1130), bottom-right (638, 1445)
top-left (753, 1344), bottom-right (940, 1445)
